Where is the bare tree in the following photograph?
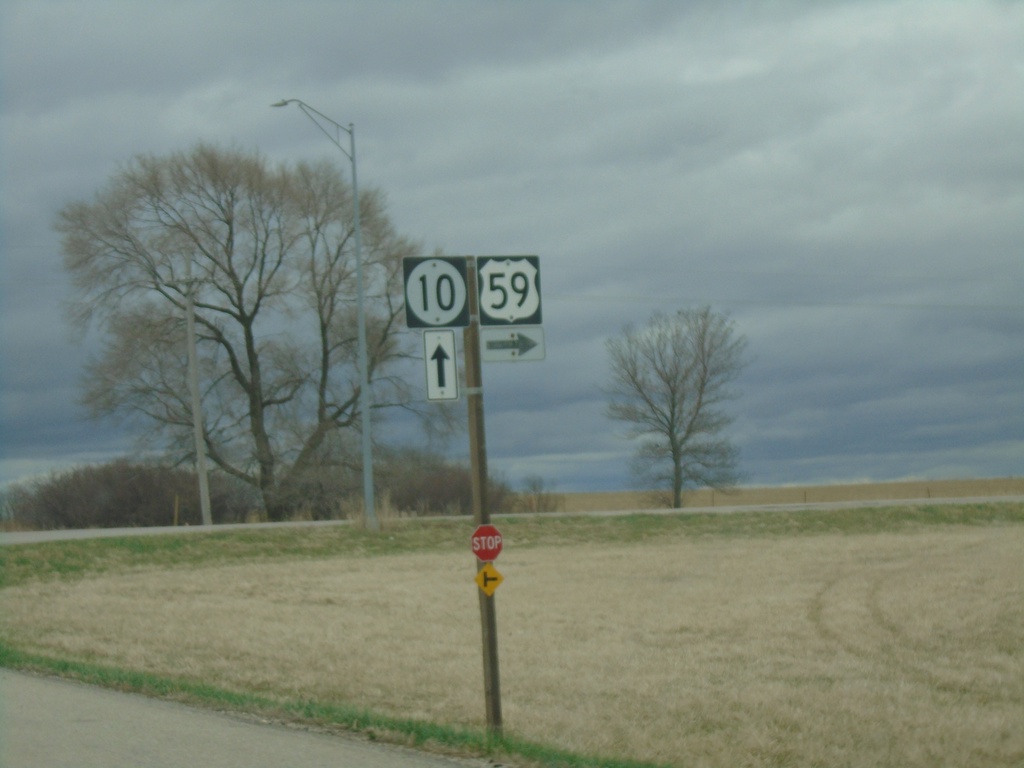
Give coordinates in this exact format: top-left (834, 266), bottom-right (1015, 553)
top-left (519, 475), bottom-right (564, 513)
top-left (58, 144), bottom-right (419, 520)
top-left (605, 306), bottom-right (748, 508)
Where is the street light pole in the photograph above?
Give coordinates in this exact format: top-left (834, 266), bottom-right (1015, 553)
top-left (184, 252), bottom-right (213, 526)
top-left (272, 99), bottom-right (378, 532)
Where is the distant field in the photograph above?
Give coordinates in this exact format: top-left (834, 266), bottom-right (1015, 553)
top-left (559, 476), bottom-right (1024, 513)
top-left (2, 503), bottom-right (1022, 767)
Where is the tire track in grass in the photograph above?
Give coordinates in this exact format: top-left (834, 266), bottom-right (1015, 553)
top-left (807, 530), bottom-right (1023, 705)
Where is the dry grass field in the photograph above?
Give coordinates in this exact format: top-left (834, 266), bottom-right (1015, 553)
top-left (559, 476), bottom-right (1024, 513)
top-left (2, 506), bottom-right (1022, 767)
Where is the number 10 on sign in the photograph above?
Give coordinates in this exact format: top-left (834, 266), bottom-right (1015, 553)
top-left (403, 257), bottom-right (470, 328)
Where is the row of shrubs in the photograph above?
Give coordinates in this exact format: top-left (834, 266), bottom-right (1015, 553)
top-left (1, 450), bottom-right (563, 530)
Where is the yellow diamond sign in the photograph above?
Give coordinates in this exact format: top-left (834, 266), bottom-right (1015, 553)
top-left (475, 563), bottom-right (504, 596)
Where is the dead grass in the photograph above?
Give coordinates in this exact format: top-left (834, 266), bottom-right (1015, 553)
top-left (2, 518), bottom-right (1022, 767)
top-left (560, 476), bottom-right (1024, 513)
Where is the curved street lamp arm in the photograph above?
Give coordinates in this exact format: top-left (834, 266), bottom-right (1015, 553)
top-left (271, 99), bottom-right (353, 160)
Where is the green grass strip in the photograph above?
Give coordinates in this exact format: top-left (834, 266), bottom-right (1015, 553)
top-left (0, 642), bottom-right (667, 768)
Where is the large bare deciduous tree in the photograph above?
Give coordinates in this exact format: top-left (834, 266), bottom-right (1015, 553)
top-left (58, 144), bottom-right (419, 519)
top-left (605, 306), bottom-right (748, 508)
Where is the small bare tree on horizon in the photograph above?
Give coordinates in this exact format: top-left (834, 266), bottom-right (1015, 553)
top-left (604, 306), bottom-right (748, 508)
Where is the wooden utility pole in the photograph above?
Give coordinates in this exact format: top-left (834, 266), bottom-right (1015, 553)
top-left (464, 257), bottom-right (503, 736)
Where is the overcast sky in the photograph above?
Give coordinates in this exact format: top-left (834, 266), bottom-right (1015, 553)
top-left (2, 1), bottom-right (1022, 493)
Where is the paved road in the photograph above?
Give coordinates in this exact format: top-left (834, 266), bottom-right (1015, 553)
top-left (0, 518), bottom-right (351, 546)
top-left (3, 495), bottom-right (1022, 545)
top-left (0, 670), bottom-right (489, 768)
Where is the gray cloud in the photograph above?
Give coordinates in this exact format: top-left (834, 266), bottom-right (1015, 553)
top-left (2, 1), bottom-right (1022, 491)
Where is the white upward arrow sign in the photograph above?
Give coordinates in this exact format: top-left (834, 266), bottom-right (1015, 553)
top-left (431, 344), bottom-right (450, 388)
top-left (423, 330), bottom-right (458, 401)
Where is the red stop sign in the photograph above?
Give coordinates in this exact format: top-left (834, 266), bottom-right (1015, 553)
top-left (471, 524), bottom-right (503, 561)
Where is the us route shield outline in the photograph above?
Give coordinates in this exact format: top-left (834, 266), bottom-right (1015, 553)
top-left (476, 256), bottom-right (541, 325)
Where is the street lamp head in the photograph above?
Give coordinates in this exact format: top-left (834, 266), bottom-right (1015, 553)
top-left (271, 98), bottom-right (354, 154)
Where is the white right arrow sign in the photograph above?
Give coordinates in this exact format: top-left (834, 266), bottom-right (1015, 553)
top-left (480, 327), bottom-right (546, 362)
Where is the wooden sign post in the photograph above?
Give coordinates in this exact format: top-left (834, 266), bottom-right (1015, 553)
top-left (464, 256), bottom-right (503, 736)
